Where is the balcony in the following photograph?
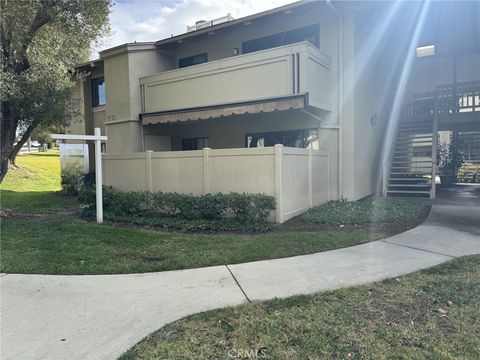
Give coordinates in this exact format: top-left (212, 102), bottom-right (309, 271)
top-left (404, 81), bottom-right (480, 125)
top-left (140, 42), bottom-right (332, 119)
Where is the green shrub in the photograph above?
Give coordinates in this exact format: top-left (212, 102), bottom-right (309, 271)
top-left (79, 187), bottom-right (276, 232)
top-left (104, 214), bottom-right (273, 232)
top-left (61, 171), bottom-right (86, 196)
top-left (457, 163), bottom-right (480, 183)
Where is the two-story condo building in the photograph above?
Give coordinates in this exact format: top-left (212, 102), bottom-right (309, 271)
top-left (69, 0), bottom-right (480, 222)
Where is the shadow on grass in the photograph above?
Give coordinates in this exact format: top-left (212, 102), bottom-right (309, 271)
top-left (0, 190), bottom-right (77, 213)
top-left (20, 151), bottom-right (60, 157)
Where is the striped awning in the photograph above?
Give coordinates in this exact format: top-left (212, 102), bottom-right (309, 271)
top-left (141, 93), bottom-right (308, 125)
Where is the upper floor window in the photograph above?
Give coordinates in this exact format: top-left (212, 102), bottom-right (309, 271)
top-left (179, 53), bottom-right (208, 68)
top-left (242, 24), bottom-right (320, 54)
top-left (92, 77), bottom-right (105, 107)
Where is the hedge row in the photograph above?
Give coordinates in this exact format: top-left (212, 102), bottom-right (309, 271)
top-left (101, 214), bottom-right (273, 232)
top-left (79, 186), bottom-right (276, 232)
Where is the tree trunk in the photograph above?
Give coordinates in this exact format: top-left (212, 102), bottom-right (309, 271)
top-left (9, 120), bottom-right (40, 166)
top-left (0, 101), bottom-right (18, 182)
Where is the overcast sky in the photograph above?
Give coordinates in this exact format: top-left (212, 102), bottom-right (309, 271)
top-left (92, 0), bottom-right (295, 58)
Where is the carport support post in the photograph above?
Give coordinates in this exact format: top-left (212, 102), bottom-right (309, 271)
top-left (94, 127), bottom-right (103, 224)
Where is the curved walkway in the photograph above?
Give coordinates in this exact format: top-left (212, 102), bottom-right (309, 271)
top-left (1, 201), bottom-right (479, 360)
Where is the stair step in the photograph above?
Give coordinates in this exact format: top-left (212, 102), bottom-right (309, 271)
top-left (391, 160), bottom-right (432, 162)
top-left (396, 138), bottom-right (433, 142)
top-left (389, 177), bottom-right (430, 181)
top-left (391, 162), bottom-right (432, 165)
top-left (391, 166), bottom-right (432, 169)
top-left (386, 190), bottom-right (431, 194)
top-left (395, 146), bottom-right (431, 151)
top-left (399, 124), bottom-right (432, 128)
top-left (396, 142), bottom-right (432, 147)
top-left (388, 184), bottom-right (430, 188)
top-left (398, 127), bottom-right (433, 132)
top-left (400, 121), bottom-right (433, 125)
top-left (390, 172), bottom-right (431, 175)
top-left (397, 135), bottom-right (433, 139)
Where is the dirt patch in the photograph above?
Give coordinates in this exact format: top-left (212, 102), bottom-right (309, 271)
top-left (356, 290), bottom-right (437, 327)
top-left (7, 164), bottom-right (36, 176)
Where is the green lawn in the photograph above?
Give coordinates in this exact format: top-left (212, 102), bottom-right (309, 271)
top-left (1, 152), bottom-right (429, 275)
top-left (0, 151), bottom-right (76, 212)
top-left (1, 216), bottom-right (408, 274)
top-left (121, 255), bottom-right (480, 360)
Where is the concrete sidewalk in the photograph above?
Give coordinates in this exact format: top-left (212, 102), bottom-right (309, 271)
top-left (1, 203), bottom-right (479, 360)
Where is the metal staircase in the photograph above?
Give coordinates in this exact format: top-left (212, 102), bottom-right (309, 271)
top-left (384, 81), bottom-right (480, 198)
top-left (385, 108), bottom-right (435, 198)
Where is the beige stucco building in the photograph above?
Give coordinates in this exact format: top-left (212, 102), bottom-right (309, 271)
top-left (69, 0), bottom-right (480, 221)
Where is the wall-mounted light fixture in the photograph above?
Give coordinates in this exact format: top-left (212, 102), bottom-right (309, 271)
top-left (233, 48), bottom-right (239, 55)
top-left (416, 44), bottom-right (435, 58)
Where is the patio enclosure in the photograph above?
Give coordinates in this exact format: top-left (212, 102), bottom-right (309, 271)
top-left (102, 145), bottom-right (330, 223)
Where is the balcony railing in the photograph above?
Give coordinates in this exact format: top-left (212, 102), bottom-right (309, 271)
top-left (140, 42), bottom-right (332, 115)
top-left (404, 81), bottom-right (480, 121)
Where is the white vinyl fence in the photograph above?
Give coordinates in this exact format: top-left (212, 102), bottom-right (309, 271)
top-left (103, 145), bottom-right (330, 223)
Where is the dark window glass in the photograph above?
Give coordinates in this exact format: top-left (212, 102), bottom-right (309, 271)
top-left (242, 24), bottom-right (319, 54)
top-left (182, 137), bottom-right (209, 150)
top-left (246, 129), bottom-right (319, 149)
top-left (179, 53), bottom-right (208, 68)
top-left (92, 77), bottom-right (105, 107)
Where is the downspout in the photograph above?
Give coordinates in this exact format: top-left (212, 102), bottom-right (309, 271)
top-left (326, 0), bottom-right (344, 199)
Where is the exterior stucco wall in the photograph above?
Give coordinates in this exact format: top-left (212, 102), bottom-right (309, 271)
top-left (350, 4), bottom-right (408, 199)
top-left (175, 6), bottom-right (324, 62)
top-left (68, 81), bottom-right (86, 138)
top-left (102, 46), bottom-right (159, 153)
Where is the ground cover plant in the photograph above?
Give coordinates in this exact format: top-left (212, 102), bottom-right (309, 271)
top-left (302, 196), bottom-right (426, 225)
top-left (120, 255), bottom-right (480, 360)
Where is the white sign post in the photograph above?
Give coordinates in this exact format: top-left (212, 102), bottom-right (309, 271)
top-left (51, 127), bottom-right (108, 224)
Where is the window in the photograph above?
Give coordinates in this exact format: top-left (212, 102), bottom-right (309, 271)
top-left (179, 53), bottom-right (208, 68)
top-left (245, 129), bottom-right (319, 149)
top-left (92, 77), bottom-right (105, 107)
top-left (182, 137), bottom-right (209, 150)
top-left (242, 24), bottom-right (319, 54)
